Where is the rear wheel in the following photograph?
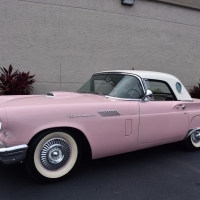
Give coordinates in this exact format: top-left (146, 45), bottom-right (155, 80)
top-left (184, 130), bottom-right (200, 151)
top-left (25, 129), bottom-right (82, 182)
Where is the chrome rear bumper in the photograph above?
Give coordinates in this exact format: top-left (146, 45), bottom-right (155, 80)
top-left (0, 144), bottom-right (28, 164)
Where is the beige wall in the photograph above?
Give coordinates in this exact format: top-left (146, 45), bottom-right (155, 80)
top-left (0, 0), bottom-right (200, 94)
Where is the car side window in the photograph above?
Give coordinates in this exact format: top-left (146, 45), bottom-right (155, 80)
top-left (145, 79), bottom-right (176, 101)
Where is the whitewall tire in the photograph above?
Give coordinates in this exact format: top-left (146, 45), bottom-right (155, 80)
top-left (25, 129), bottom-right (82, 182)
top-left (185, 130), bottom-right (200, 151)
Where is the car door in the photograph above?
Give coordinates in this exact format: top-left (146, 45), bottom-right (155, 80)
top-left (138, 79), bottom-right (189, 144)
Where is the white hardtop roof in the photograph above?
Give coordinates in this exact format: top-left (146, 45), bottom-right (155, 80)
top-left (97, 70), bottom-right (192, 101)
top-left (99, 70), bottom-right (177, 81)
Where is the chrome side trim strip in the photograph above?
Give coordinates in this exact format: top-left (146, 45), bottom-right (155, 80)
top-left (0, 144), bottom-right (28, 153)
top-left (105, 95), bottom-right (140, 101)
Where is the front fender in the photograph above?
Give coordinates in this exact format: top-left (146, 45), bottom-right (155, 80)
top-left (4, 105), bottom-right (91, 149)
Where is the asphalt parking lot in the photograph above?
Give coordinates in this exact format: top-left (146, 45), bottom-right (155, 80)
top-left (1, 142), bottom-right (200, 200)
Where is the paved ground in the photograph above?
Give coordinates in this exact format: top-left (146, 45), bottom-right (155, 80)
top-left (1, 142), bottom-right (200, 200)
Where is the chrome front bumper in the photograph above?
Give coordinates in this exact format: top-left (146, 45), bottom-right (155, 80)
top-left (0, 144), bottom-right (28, 164)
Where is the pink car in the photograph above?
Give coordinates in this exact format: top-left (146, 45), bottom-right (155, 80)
top-left (0, 70), bottom-right (199, 182)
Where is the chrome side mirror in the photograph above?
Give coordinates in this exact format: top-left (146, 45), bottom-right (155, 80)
top-left (140, 90), bottom-right (153, 102)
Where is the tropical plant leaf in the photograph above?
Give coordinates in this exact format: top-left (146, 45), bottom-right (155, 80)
top-left (190, 80), bottom-right (200, 99)
top-left (0, 65), bottom-right (35, 95)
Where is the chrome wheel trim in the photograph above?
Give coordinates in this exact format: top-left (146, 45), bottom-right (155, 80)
top-left (34, 132), bottom-right (78, 179)
top-left (191, 131), bottom-right (200, 148)
top-left (40, 138), bottom-right (71, 171)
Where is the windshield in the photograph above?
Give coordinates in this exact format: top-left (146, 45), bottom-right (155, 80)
top-left (77, 74), bottom-right (145, 99)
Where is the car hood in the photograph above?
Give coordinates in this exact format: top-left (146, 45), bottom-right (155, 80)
top-left (0, 92), bottom-right (109, 107)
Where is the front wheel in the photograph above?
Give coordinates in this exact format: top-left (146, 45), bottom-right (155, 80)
top-left (25, 129), bottom-right (82, 182)
top-left (184, 130), bottom-right (200, 151)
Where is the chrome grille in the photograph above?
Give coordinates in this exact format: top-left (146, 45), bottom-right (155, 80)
top-left (98, 110), bottom-right (120, 117)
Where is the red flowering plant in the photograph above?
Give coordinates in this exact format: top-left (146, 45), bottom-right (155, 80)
top-left (0, 65), bottom-right (35, 95)
top-left (189, 81), bottom-right (200, 99)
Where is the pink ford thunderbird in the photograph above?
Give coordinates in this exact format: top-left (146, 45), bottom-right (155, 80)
top-left (0, 70), bottom-right (200, 182)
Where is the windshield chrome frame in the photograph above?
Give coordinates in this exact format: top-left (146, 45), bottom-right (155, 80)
top-left (93, 72), bottom-right (146, 101)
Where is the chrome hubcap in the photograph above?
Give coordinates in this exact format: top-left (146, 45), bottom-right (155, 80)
top-left (40, 138), bottom-right (71, 171)
top-left (47, 146), bottom-right (64, 164)
top-left (191, 131), bottom-right (200, 143)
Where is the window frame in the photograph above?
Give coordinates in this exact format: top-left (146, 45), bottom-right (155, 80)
top-left (92, 72), bottom-right (146, 101)
top-left (144, 79), bottom-right (178, 101)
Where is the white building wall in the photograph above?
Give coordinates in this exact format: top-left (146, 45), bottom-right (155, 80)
top-left (0, 0), bottom-right (200, 94)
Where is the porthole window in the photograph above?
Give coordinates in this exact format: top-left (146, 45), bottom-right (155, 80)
top-left (176, 82), bottom-right (182, 94)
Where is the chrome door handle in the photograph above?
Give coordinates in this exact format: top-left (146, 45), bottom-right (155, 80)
top-left (177, 105), bottom-right (186, 110)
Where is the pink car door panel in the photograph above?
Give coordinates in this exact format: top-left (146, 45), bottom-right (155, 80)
top-left (138, 101), bottom-right (188, 143)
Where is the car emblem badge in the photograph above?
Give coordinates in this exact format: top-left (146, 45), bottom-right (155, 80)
top-left (66, 114), bottom-right (95, 119)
